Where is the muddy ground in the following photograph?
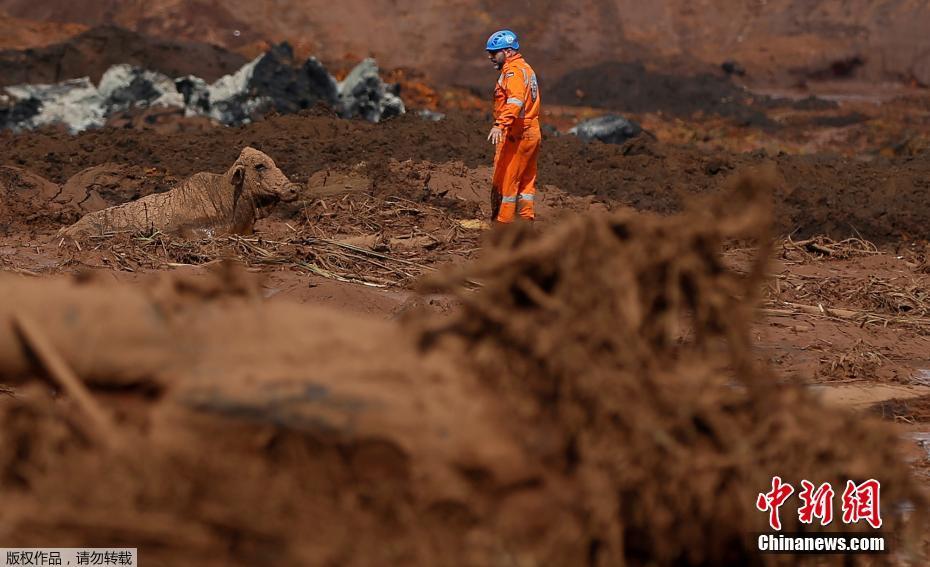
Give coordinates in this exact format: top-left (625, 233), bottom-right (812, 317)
top-left (2, 163), bottom-right (929, 564)
top-left (4, 108), bottom-right (930, 242)
top-left (3, 29), bottom-right (930, 562)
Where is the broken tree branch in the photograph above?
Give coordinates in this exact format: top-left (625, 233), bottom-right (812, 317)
top-left (12, 313), bottom-right (123, 450)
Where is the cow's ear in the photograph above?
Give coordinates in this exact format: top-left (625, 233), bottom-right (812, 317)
top-left (232, 165), bottom-right (245, 186)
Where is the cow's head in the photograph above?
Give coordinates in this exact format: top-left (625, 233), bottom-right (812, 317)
top-left (227, 147), bottom-right (300, 210)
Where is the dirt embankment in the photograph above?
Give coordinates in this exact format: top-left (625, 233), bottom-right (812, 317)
top-left (547, 61), bottom-right (844, 126)
top-left (3, 111), bottom-right (930, 242)
top-left (0, 14), bottom-right (86, 50)
top-left (0, 25), bottom-right (247, 87)
top-left (548, 61), bottom-right (776, 126)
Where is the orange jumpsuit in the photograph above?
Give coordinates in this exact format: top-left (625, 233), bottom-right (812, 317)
top-left (492, 53), bottom-right (541, 223)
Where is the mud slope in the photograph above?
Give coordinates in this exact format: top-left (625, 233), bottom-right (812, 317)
top-left (548, 61), bottom-right (774, 126)
top-left (0, 25), bottom-right (247, 87)
top-left (4, 0), bottom-right (930, 88)
top-left (0, 14), bottom-right (86, 50)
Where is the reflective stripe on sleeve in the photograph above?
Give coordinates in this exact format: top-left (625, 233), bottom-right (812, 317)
top-left (506, 97), bottom-right (524, 107)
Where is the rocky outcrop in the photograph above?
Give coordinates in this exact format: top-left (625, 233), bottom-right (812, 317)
top-left (0, 43), bottom-right (403, 133)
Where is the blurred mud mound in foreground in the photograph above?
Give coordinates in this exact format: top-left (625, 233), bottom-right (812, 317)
top-left (0, 170), bottom-right (924, 565)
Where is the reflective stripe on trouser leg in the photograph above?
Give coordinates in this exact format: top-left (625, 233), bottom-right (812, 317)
top-left (517, 192), bottom-right (535, 220)
top-left (493, 127), bottom-right (539, 223)
top-left (492, 137), bottom-right (520, 223)
top-left (497, 195), bottom-right (517, 223)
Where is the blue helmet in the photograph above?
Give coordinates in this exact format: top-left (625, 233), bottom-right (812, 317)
top-left (486, 29), bottom-right (519, 51)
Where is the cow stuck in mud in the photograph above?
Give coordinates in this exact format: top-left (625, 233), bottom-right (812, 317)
top-left (59, 147), bottom-right (299, 238)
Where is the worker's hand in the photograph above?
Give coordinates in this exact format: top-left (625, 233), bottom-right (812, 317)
top-left (487, 126), bottom-right (504, 145)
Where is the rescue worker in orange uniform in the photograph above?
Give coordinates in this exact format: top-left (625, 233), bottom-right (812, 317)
top-left (486, 29), bottom-right (541, 223)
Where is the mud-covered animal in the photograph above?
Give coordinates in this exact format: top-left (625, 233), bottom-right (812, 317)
top-left (59, 147), bottom-right (299, 238)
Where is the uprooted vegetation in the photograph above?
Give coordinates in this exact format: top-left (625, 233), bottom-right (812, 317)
top-left (52, 183), bottom-right (485, 287)
top-left (763, 236), bottom-right (930, 331)
top-left (0, 168), bottom-right (925, 565)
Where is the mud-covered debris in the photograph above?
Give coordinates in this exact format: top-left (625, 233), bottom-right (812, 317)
top-left (59, 163), bottom-right (165, 210)
top-left (1, 162), bottom-right (181, 231)
top-left (417, 169), bottom-right (927, 564)
top-left (0, 166), bottom-right (61, 231)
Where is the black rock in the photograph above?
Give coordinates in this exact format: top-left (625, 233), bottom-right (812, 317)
top-left (100, 68), bottom-right (166, 114)
top-left (246, 43), bottom-right (340, 115)
top-left (0, 96), bottom-right (41, 130)
top-left (1, 42), bottom-right (402, 132)
top-left (338, 58), bottom-right (405, 122)
top-left (721, 60), bottom-right (746, 76)
top-left (301, 57), bottom-right (339, 107)
top-left (569, 115), bottom-right (642, 145)
top-left (175, 76), bottom-right (211, 112)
